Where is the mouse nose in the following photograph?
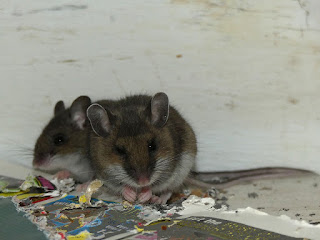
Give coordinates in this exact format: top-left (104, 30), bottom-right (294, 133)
top-left (138, 176), bottom-right (150, 186)
top-left (33, 153), bottom-right (50, 167)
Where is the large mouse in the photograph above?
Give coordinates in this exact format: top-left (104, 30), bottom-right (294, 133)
top-left (33, 96), bottom-right (94, 183)
top-left (87, 92), bottom-right (197, 204)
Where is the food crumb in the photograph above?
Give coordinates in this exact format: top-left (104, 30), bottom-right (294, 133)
top-left (248, 192), bottom-right (259, 198)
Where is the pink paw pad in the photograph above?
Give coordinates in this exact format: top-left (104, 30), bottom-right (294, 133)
top-left (76, 182), bottom-right (90, 193)
top-left (55, 170), bottom-right (71, 180)
top-left (122, 186), bottom-right (137, 203)
top-left (150, 192), bottom-right (172, 204)
top-left (150, 195), bottom-right (161, 204)
top-left (138, 187), bottom-right (152, 203)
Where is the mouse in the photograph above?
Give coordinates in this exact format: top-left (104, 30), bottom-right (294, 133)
top-left (87, 92), bottom-right (197, 204)
top-left (33, 96), bottom-right (94, 183)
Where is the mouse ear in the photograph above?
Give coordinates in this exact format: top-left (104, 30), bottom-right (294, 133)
top-left (70, 96), bottom-right (92, 130)
top-left (54, 101), bottom-right (65, 116)
top-left (87, 104), bottom-right (111, 137)
top-left (150, 92), bottom-right (169, 128)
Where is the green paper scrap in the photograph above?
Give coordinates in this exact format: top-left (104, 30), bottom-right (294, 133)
top-left (0, 176), bottom-right (24, 193)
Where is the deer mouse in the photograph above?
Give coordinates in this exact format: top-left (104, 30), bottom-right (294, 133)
top-left (87, 92), bottom-right (197, 204)
top-left (33, 96), bottom-right (94, 183)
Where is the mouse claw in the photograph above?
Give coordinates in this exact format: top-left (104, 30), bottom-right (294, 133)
top-left (55, 170), bottom-right (71, 180)
top-left (122, 186), bottom-right (137, 203)
top-left (150, 192), bottom-right (172, 204)
top-left (150, 195), bottom-right (161, 204)
top-left (138, 188), bottom-right (152, 203)
top-left (159, 192), bottom-right (172, 204)
top-left (75, 182), bottom-right (90, 193)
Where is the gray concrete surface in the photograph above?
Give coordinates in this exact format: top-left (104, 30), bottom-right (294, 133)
top-left (218, 173), bottom-right (320, 225)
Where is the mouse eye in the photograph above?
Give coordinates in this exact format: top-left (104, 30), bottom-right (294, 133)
top-left (115, 146), bottom-right (127, 156)
top-left (53, 134), bottom-right (66, 146)
top-left (148, 139), bottom-right (157, 152)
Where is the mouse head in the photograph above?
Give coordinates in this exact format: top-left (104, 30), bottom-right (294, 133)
top-left (33, 96), bottom-right (91, 172)
top-left (87, 93), bottom-right (175, 190)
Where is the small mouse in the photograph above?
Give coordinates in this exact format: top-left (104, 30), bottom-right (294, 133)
top-left (33, 96), bottom-right (94, 183)
top-left (87, 92), bottom-right (197, 204)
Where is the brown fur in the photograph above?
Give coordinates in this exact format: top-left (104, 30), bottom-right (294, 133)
top-left (88, 93), bottom-right (197, 198)
top-left (33, 96), bottom-right (94, 182)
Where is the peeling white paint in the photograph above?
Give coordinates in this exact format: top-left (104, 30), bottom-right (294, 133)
top-left (178, 196), bottom-right (320, 238)
top-left (0, 0), bottom-right (320, 173)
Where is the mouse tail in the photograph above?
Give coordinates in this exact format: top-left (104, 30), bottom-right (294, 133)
top-left (186, 167), bottom-right (313, 190)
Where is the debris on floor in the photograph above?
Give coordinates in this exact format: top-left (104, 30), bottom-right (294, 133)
top-left (0, 175), bottom-right (317, 239)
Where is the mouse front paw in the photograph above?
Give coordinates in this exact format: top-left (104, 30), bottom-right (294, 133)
top-left (150, 192), bottom-right (172, 204)
top-left (75, 182), bottom-right (90, 193)
top-left (55, 170), bottom-right (71, 180)
top-left (122, 186), bottom-right (137, 203)
top-left (137, 187), bottom-right (152, 203)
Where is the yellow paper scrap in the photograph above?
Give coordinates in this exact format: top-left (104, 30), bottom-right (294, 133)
top-left (15, 193), bottom-right (44, 200)
top-left (67, 230), bottom-right (91, 240)
top-left (79, 194), bottom-right (87, 204)
top-left (84, 179), bottom-right (103, 205)
top-left (0, 191), bottom-right (26, 197)
top-left (134, 225), bottom-right (144, 233)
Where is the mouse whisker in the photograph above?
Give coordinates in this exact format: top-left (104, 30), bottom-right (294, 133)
top-left (151, 177), bottom-right (167, 186)
top-left (11, 147), bottom-right (34, 153)
top-left (5, 151), bottom-right (33, 160)
top-left (2, 139), bottom-right (34, 152)
top-left (105, 166), bottom-right (138, 188)
top-left (76, 170), bottom-right (96, 174)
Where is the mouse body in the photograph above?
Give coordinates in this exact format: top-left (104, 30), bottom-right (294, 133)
top-left (33, 96), bottom-right (94, 183)
top-left (87, 92), bottom-right (197, 204)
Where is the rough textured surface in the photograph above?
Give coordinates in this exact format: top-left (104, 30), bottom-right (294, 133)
top-left (1, 165), bottom-right (320, 238)
top-left (1, 0), bottom-right (320, 173)
top-left (222, 173), bottom-right (320, 225)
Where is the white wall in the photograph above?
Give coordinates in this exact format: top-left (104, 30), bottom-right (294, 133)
top-left (1, 0), bottom-right (320, 173)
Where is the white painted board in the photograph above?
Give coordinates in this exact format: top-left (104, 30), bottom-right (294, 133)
top-left (0, 0), bottom-right (320, 173)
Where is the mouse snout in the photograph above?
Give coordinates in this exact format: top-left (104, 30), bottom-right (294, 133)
top-left (33, 152), bottom-right (51, 167)
top-left (138, 175), bottom-right (150, 186)
top-left (125, 163), bottom-right (153, 187)
top-left (34, 138), bottom-right (56, 165)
